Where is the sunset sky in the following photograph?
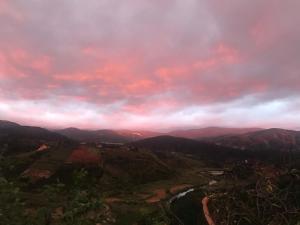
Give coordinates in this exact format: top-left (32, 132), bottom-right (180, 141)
top-left (0, 0), bottom-right (299, 130)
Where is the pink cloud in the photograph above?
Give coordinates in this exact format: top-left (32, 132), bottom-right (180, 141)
top-left (0, 0), bottom-right (299, 129)
top-left (0, 0), bottom-right (24, 22)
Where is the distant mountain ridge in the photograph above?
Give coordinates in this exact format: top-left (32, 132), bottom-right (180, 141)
top-left (0, 120), bottom-right (72, 155)
top-left (55, 128), bottom-right (160, 143)
top-left (2, 120), bottom-right (300, 152)
top-left (207, 128), bottom-right (300, 152)
top-left (0, 120), bottom-right (21, 128)
top-left (168, 127), bottom-right (262, 139)
top-left (131, 135), bottom-right (216, 153)
top-left (55, 126), bottom-right (262, 143)
top-left (130, 135), bottom-right (254, 161)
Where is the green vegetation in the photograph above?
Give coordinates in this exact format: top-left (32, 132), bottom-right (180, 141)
top-left (0, 177), bottom-right (27, 225)
top-left (1, 136), bottom-right (300, 225)
top-left (0, 166), bottom-right (104, 225)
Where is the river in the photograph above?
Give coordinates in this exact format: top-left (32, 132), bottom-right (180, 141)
top-left (169, 189), bottom-right (207, 225)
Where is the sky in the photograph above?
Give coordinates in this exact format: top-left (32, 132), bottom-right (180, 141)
top-left (0, 0), bottom-right (299, 130)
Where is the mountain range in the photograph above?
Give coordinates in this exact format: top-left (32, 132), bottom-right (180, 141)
top-left (1, 120), bottom-right (300, 155)
top-left (54, 126), bottom-right (262, 143)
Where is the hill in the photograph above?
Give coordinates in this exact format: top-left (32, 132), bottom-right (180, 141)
top-left (132, 135), bottom-right (210, 153)
top-left (115, 129), bottom-right (162, 140)
top-left (208, 128), bottom-right (300, 152)
top-left (168, 127), bottom-right (262, 139)
top-left (0, 120), bottom-right (21, 128)
top-left (56, 128), bottom-right (161, 143)
top-left (0, 121), bottom-right (73, 155)
top-left (8, 143), bottom-right (175, 185)
top-left (101, 147), bottom-right (173, 185)
top-left (130, 135), bottom-right (251, 162)
top-left (56, 128), bottom-right (133, 143)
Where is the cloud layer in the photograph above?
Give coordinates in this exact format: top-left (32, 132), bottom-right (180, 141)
top-left (0, 0), bottom-right (299, 129)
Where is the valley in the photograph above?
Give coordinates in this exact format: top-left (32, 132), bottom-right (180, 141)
top-left (0, 120), bottom-right (299, 225)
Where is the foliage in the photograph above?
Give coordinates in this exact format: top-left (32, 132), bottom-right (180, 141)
top-left (43, 180), bottom-right (66, 203)
top-left (0, 177), bottom-right (29, 225)
top-left (72, 168), bottom-right (89, 188)
top-left (43, 168), bottom-right (104, 225)
top-left (0, 166), bottom-right (104, 225)
top-left (115, 206), bottom-right (170, 225)
top-left (62, 190), bottom-right (103, 225)
top-left (0, 155), bottom-right (33, 178)
top-left (211, 171), bottom-right (300, 225)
